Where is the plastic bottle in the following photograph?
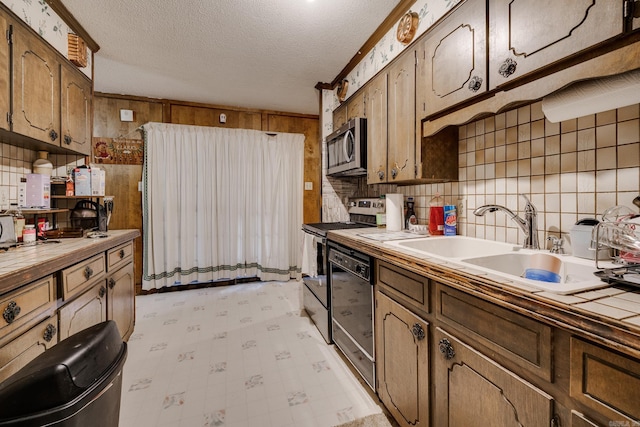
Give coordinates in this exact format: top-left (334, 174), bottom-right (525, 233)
top-left (429, 193), bottom-right (444, 235)
top-left (405, 197), bottom-right (417, 229)
top-left (444, 205), bottom-right (457, 236)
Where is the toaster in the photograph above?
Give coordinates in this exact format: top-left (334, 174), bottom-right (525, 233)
top-left (0, 215), bottom-right (16, 249)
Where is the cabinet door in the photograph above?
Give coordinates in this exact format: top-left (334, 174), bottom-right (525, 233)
top-left (0, 14), bottom-right (9, 131)
top-left (11, 23), bottom-right (61, 146)
top-left (58, 282), bottom-right (107, 340)
top-left (489, 0), bottom-right (623, 90)
top-left (332, 103), bottom-right (347, 131)
top-left (107, 262), bottom-right (135, 341)
top-left (434, 327), bottom-right (554, 427)
top-left (61, 62), bottom-right (92, 155)
top-left (0, 316), bottom-right (58, 383)
top-left (376, 291), bottom-right (429, 427)
top-left (346, 88), bottom-right (366, 121)
top-left (366, 72), bottom-right (388, 184)
top-left (417, 0), bottom-right (487, 117)
top-left (387, 52), bottom-right (415, 182)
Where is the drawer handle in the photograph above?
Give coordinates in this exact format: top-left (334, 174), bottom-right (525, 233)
top-left (108, 278), bottom-right (116, 289)
top-left (438, 338), bottom-right (456, 360)
top-left (99, 286), bottom-right (107, 298)
top-left (411, 323), bottom-right (425, 341)
top-left (468, 75), bottom-right (483, 92)
top-left (43, 323), bottom-right (57, 342)
top-left (84, 266), bottom-right (94, 279)
top-left (119, 249), bottom-right (125, 259)
top-left (3, 301), bottom-right (21, 324)
top-left (498, 58), bottom-right (517, 78)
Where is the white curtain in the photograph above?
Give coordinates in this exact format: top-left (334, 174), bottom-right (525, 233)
top-left (141, 122), bottom-right (304, 290)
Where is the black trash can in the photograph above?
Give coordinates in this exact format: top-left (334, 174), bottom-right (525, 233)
top-left (0, 321), bottom-right (127, 427)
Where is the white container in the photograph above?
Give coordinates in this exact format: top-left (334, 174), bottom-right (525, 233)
top-left (23, 225), bottom-right (36, 244)
top-left (32, 151), bottom-right (53, 176)
top-left (25, 174), bottom-right (50, 208)
top-left (570, 219), bottom-right (608, 260)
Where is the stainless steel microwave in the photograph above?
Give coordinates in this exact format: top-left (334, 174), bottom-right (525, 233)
top-left (326, 118), bottom-right (367, 177)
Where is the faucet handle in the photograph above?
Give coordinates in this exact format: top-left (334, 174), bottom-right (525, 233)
top-left (547, 235), bottom-right (564, 254)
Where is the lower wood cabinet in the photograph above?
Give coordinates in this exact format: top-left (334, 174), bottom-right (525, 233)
top-left (0, 316), bottom-right (58, 383)
top-left (570, 337), bottom-right (640, 423)
top-left (434, 327), bottom-right (554, 427)
top-left (107, 262), bottom-right (135, 340)
top-left (58, 278), bottom-right (107, 341)
top-left (375, 290), bottom-right (429, 427)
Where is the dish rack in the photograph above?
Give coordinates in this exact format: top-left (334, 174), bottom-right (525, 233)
top-left (591, 206), bottom-right (640, 286)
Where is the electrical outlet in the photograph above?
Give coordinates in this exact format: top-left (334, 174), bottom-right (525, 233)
top-left (457, 197), bottom-right (466, 218)
top-left (0, 186), bottom-right (9, 211)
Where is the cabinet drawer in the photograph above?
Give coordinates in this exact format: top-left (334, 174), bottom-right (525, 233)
top-left (436, 283), bottom-right (552, 381)
top-left (0, 276), bottom-right (55, 345)
top-left (377, 260), bottom-right (429, 314)
top-left (0, 315), bottom-right (58, 383)
top-left (107, 241), bottom-right (133, 272)
top-left (61, 253), bottom-right (106, 300)
top-left (570, 337), bottom-right (640, 422)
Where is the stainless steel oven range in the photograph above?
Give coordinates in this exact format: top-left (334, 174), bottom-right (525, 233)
top-left (301, 198), bottom-right (381, 345)
top-left (328, 240), bottom-right (375, 390)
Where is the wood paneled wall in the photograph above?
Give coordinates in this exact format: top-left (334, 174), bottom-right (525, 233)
top-left (93, 93), bottom-right (320, 294)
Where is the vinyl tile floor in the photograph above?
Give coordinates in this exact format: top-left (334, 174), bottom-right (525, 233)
top-left (118, 280), bottom-right (383, 427)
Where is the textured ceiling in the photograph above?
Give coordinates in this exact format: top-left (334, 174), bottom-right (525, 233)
top-left (61, 0), bottom-right (400, 115)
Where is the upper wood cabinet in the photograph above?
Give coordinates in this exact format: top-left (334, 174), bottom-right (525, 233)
top-left (169, 104), bottom-right (262, 130)
top-left (489, 0), bottom-right (623, 90)
top-left (61, 62), bottom-right (92, 155)
top-left (11, 22), bottom-right (61, 147)
top-left (387, 51), bottom-right (416, 182)
top-left (332, 103), bottom-right (347, 131)
top-left (346, 88), bottom-right (366, 121)
top-left (417, 0), bottom-right (488, 117)
top-left (0, 13), bottom-right (8, 132)
top-left (365, 71), bottom-right (388, 184)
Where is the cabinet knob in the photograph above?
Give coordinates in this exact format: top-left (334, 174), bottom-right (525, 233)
top-left (2, 301), bottom-right (21, 324)
top-left (84, 266), bottom-right (94, 280)
top-left (63, 135), bottom-right (72, 145)
top-left (438, 338), bottom-right (456, 360)
top-left (468, 75), bottom-right (483, 92)
top-left (43, 323), bottom-right (57, 342)
top-left (411, 323), bottom-right (425, 341)
top-left (99, 286), bottom-right (107, 298)
top-left (119, 249), bottom-right (125, 259)
top-left (108, 278), bottom-right (116, 289)
top-left (391, 168), bottom-right (398, 179)
top-left (49, 129), bottom-right (58, 142)
top-left (498, 58), bottom-right (518, 78)
top-left (377, 170), bottom-right (385, 180)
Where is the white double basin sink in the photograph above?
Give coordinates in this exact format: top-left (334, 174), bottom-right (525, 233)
top-left (384, 236), bottom-right (611, 294)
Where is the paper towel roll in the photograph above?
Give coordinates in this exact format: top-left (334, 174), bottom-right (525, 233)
top-left (386, 193), bottom-right (404, 231)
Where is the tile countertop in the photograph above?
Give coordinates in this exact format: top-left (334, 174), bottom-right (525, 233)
top-left (328, 228), bottom-right (640, 357)
top-left (0, 229), bottom-right (140, 295)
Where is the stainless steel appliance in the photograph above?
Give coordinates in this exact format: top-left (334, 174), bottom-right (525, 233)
top-left (301, 198), bottom-right (381, 344)
top-left (326, 118), bottom-right (367, 177)
top-left (328, 241), bottom-right (375, 390)
top-left (0, 215), bottom-right (16, 250)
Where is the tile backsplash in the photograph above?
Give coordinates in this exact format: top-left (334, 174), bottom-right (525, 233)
top-left (323, 100), bottom-right (640, 251)
top-left (0, 142), bottom-right (85, 203)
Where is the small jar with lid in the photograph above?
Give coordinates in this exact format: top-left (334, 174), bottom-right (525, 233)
top-left (23, 225), bottom-right (36, 245)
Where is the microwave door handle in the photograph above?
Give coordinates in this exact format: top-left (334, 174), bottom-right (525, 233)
top-left (343, 129), bottom-right (354, 162)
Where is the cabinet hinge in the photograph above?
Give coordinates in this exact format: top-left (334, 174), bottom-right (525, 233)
top-left (624, 0), bottom-right (640, 18)
top-left (6, 112), bottom-right (12, 126)
top-left (6, 26), bottom-right (12, 44)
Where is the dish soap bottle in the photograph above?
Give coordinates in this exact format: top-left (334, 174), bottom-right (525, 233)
top-left (405, 197), bottom-right (417, 229)
top-left (429, 193), bottom-right (444, 235)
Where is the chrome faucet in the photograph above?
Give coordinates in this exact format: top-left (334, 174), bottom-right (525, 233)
top-left (473, 194), bottom-right (540, 250)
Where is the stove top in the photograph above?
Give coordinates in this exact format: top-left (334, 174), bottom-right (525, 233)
top-left (303, 197), bottom-right (383, 237)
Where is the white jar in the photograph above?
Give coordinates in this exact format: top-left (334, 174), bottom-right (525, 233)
top-left (33, 151), bottom-right (53, 176)
top-left (23, 225), bottom-right (36, 244)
